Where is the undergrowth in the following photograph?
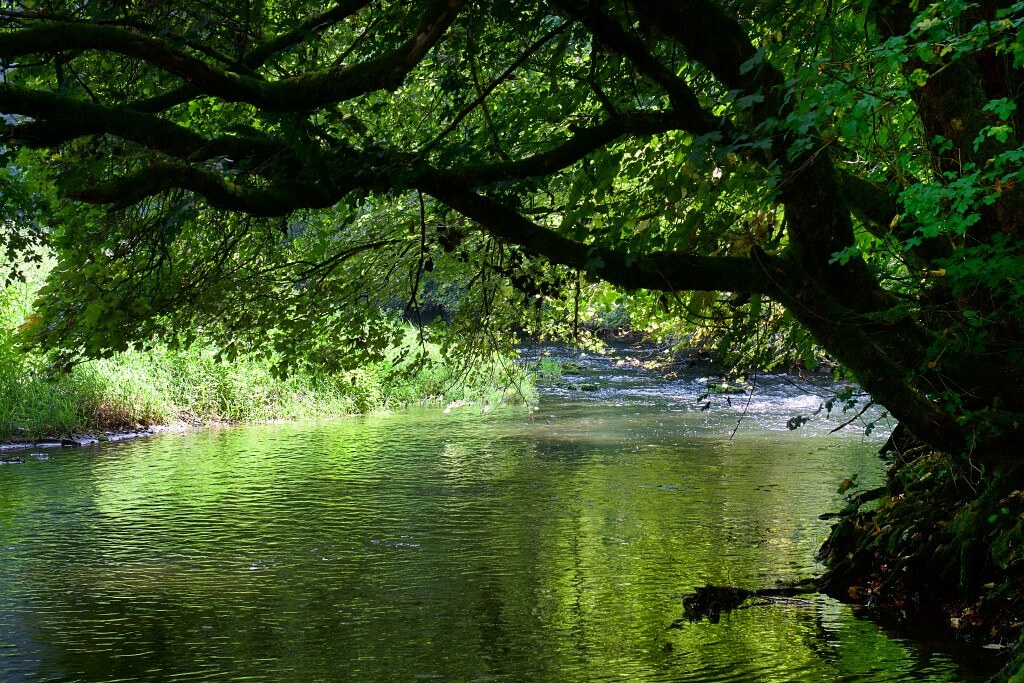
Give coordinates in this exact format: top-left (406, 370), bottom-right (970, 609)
top-left (819, 447), bottom-right (1024, 678)
top-left (1, 260), bottom-right (531, 441)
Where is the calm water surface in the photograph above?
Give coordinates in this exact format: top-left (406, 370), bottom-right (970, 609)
top-left (0, 348), bottom-right (996, 681)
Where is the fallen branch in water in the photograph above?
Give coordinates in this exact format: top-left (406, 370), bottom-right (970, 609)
top-left (670, 579), bottom-right (819, 626)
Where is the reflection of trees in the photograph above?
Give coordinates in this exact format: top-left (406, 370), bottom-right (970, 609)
top-left (0, 411), bottom-right (964, 679)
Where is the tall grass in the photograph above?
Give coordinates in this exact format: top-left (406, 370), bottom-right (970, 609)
top-left (1, 261), bottom-right (531, 441)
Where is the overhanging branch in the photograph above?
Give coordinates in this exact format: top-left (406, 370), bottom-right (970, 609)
top-left (1, 84), bottom-right (207, 157)
top-left (417, 178), bottom-right (772, 294)
top-left (552, 0), bottom-right (717, 129)
top-left (66, 162), bottom-right (341, 216)
top-left (0, 84), bottom-right (294, 171)
top-left (0, 0), bottom-right (465, 112)
top-left (441, 111), bottom-right (686, 184)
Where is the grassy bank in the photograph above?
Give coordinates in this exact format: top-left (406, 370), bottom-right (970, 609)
top-left (1, 262), bottom-right (531, 442)
top-left (0, 342), bottom-right (532, 442)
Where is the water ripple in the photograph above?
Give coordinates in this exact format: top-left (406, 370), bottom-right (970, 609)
top-left (0, 349), bottom-right (990, 681)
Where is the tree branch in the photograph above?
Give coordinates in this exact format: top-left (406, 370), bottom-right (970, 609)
top-left (417, 178), bottom-right (773, 294)
top-left (0, 84), bottom-right (293, 170)
top-left (0, 0), bottom-right (465, 112)
top-left (129, 85), bottom-right (203, 114)
top-left (1, 84), bottom-right (206, 157)
top-left (626, 0), bottom-right (891, 312)
top-left (0, 10), bottom-right (245, 70)
top-left (835, 169), bottom-right (899, 238)
top-left (765, 257), bottom-right (968, 454)
top-left (0, 23), bottom-right (263, 102)
top-left (551, 0), bottom-right (718, 130)
top-left (65, 162), bottom-right (342, 216)
top-left (241, 0), bottom-right (374, 69)
top-left (441, 111), bottom-right (685, 184)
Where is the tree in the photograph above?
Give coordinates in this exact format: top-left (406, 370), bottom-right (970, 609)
top-left (3, 0), bottom-right (1024, 644)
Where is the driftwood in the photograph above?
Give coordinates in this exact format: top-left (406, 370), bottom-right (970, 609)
top-left (670, 579), bottom-right (819, 626)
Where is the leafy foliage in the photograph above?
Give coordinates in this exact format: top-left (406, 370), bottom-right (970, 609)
top-left (0, 0), bottom-right (1022, 458)
top-left (0, 259), bottom-right (532, 439)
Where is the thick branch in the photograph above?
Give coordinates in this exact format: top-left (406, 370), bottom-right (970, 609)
top-left (835, 169), bottom-right (899, 239)
top-left (418, 179), bottom-right (772, 294)
top-left (551, 0), bottom-right (718, 130)
top-left (129, 85), bottom-right (202, 114)
top-left (756, 251), bottom-right (968, 453)
top-left (66, 162), bottom-right (341, 216)
top-left (1, 84), bottom-right (206, 157)
top-left (0, 11), bottom-right (245, 70)
top-left (628, 0), bottom-right (891, 313)
top-left (442, 111), bottom-right (686, 184)
top-left (836, 169), bottom-right (951, 266)
top-left (0, 0), bottom-right (464, 112)
top-left (0, 84), bottom-right (291, 169)
top-left (629, 0), bottom-right (782, 100)
top-left (0, 24), bottom-right (263, 101)
top-left (128, 1), bottom-right (373, 114)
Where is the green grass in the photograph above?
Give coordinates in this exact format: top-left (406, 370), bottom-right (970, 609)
top-left (1, 261), bottom-right (532, 442)
top-left (0, 335), bottom-right (532, 442)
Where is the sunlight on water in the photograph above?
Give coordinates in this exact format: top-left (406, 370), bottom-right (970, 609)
top-left (0, 347), bottom-right (994, 681)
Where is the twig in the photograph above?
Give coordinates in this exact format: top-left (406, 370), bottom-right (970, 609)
top-left (829, 400), bottom-right (874, 433)
top-left (416, 20), bottom-right (573, 157)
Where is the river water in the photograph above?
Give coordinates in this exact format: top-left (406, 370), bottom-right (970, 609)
top-left (0, 346), bottom-right (995, 681)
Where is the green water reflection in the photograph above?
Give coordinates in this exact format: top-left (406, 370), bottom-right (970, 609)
top-left (0, 401), bottom-right (992, 681)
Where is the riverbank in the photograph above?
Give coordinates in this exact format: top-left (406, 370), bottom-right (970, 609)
top-left (818, 439), bottom-right (1024, 681)
top-left (0, 427), bottom-right (162, 454)
top-left (0, 339), bottom-right (533, 446)
top-left (3, 256), bottom-right (534, 445)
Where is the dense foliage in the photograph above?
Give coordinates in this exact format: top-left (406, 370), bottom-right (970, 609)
top-left (1, 259), bottom-right (531, 440)
top-left (2, 0), bottom-right (1022, 461)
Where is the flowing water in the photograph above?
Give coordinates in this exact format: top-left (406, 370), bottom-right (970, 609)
top-left (0, 347), bottom-right (997, 681)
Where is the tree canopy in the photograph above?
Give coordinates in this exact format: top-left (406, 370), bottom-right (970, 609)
top-left (1, 0), bottom-right (1023, 460)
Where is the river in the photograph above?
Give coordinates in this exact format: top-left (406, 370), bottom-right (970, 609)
top-left (0, 346), bottom-right (995, 681)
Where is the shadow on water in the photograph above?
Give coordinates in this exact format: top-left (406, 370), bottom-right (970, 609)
top-left (0, 344), bottom-right (1002, 681)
